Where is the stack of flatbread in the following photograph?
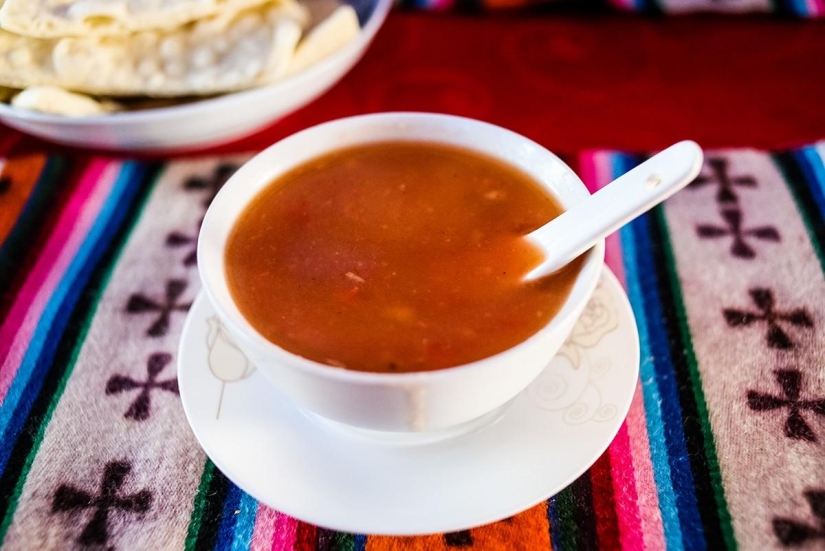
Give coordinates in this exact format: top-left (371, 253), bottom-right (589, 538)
top-left (0, 0), bottom-right (361, 115)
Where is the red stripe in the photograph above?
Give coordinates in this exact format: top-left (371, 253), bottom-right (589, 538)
top-left (0, 158), bottom-right (89, 326)
top-left (293, 521), bottom-right (317, 551)
top-left (590, 451), bottom-right (622, 551)
top-left (0, 132), bottom-right (22, 157)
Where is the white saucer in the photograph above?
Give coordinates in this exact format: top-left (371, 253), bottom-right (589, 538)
top-left (178, 267), bottom-right (639, 535)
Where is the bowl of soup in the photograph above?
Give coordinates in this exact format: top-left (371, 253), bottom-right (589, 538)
top-left (198, 112), bottom-right (605, 433)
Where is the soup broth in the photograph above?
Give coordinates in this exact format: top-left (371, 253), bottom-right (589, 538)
top-left (225, 141), bottom-right (584, 373)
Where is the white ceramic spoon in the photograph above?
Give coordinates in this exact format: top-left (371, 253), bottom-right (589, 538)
top-left (525, 140), bottom-right (704, 280)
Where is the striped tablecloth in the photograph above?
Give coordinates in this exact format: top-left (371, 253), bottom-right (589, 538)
top-left (402, 0), bottom-right (825, 18)
top-left (0, 131), bottom-right (824, 550)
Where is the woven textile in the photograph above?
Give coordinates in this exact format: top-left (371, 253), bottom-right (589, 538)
top-left (0, 133), bottom-right (825, 550)
top-left (398, 0), bottom-right (825, 20)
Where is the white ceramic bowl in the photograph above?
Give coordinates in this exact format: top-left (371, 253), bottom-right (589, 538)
top-left (0, 0), bottom-right (391, 152)
top-left (198, 112), bottom-right (606, 433)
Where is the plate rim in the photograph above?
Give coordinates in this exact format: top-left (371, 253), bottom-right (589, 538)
top-left (0, 0), bottom-right (393, 125)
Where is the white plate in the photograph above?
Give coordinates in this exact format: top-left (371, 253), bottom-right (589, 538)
top-left (0, 0), bottom-right (391, 152)
top-left (178, 267), bottom-right (640, 535)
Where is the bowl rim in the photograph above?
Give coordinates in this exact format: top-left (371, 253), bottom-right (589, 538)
top-left (198, 112), bottom-right (606, 385)
top-left (0, 0), bottom-right (393, 125)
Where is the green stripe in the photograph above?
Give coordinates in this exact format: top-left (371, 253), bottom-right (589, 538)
top-left (0, 158), bottom-right (67, 297)
top-left (324, 531), bottom-right (356, 551)
top-left (654, 206), bottom-right (737, 549)
top-left (0, 162), bottom-right (162, 543)
top-left (185, 460), bottom-right (218, 551)
top-left (554, 487), bottom-right (578, 551)
top-left (315, 528), bottom-right (355, 551)
top-left (195, 463), bottom-right (231, 550)
top-left (332, 532), bottom-right (355, 551)
top-left (773, 153), bottom-right (825, 274)
top-left (0, 157), bottom-right (65, 255)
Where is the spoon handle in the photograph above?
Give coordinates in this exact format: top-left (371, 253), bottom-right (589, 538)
top-left (525, 140), bottom-right (704, 280)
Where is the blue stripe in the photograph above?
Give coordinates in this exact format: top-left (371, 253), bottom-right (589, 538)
top-left (788, 0), bottom-right (809, 16)
top-left (0, 162), bottom-right (142, 473)
top-left (794, 148), bottom-right (825, 218)
top-left (619, 224), bottom-right (685, 551)
top-left (229, 490), bottom-right (259, 551)
top-left (215, 482), bottom-right (244, 550)
top-left (613, 155), bottom-right (685, 551)
top-left (799, 147), bottom-right (825, 214)
top-left (631, 212), bottom-right (705, 550)
top-left (354, 534), bottom-right (368, 551)
top-left (546, 496), bottom-right (563, 550)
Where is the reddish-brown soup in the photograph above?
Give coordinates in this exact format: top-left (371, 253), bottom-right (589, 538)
top-left (225, 141), bottom-right (583, 373)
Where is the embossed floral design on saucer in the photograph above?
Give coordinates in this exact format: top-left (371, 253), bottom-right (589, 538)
top-left (530, 282), bottom-right (624, 426)
top-left (178, 267), bottom-right (639, 535)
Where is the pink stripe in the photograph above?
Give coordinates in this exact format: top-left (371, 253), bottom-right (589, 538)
top-left (608, 423), bottom-right (645, 549)
top-left (431, 0), bottom-right (455, 10)
top-left (0, 160), bottom-right (117, 401)
top-left (270, 513), bottom-right (298, 551)
top-left (579, 150), bottom-right (601, 195)
top-left (250, 505), bottom-right (279, 551)
top-left (606, 0), bottom-right (636, 10)
top-left (583, 150), bottom-right (650, 548)
top-left (800, 0), bottom-right (820, 16)
top-left (594, 151), bottom-right (628, 287)
top-left (578, 151), bottom-right (627, 288)
top-left (604, 234), bottom-right (627, 288)
top-left (626, 382), bottom-right (666, 550)
top-left (583, 150), bottom-right (664, 549)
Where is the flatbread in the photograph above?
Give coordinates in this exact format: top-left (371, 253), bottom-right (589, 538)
top-left (0, 0), bottom-right (312, 96)
top-left (0, 32), bottom-right (55, 91)
top-left (11, 86), bottom-right (121, 116)
top-left (0, 0), bottom-right (272, 38)
top-left (288, 4), bottom-right (359, 75)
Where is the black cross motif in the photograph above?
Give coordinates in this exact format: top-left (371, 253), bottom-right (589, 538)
top-left (723, 288), bottom-right (813, 349)
top-left (690, 157), bottom-right (757, 205)
top-left (696, 208), bottom-right (780, 259)
top-left (183, 163), bottom-right (239, 208)
top-left (444, 530), bottom-right (473, 547)
top-left (0, 176), bottom-right (10, 195)
top-left (52, 461), bottom-right (152, 547)
top-left (106, 353), bottom-right (179, 421)
top-left (126, 279), bottom-right (192, 337)
top-left (774, 490), bottom-right (825, 546)
top-left (748, 369), bottom-right (825, 442)
top-left (165, 221), bottom-right (200, 268)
